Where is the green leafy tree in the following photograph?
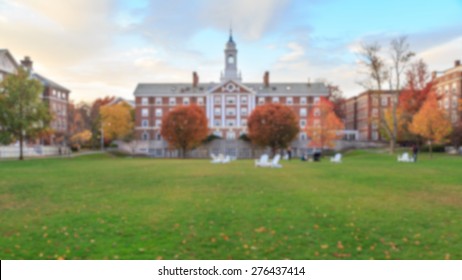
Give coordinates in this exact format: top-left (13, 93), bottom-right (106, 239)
top-left (0, 68), bottom-right (52, 160)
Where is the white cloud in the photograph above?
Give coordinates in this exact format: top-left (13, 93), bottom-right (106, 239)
top-left (278, 42), bottom-right (305, 62)
top-left (419, 36), bottom-right (462, 72)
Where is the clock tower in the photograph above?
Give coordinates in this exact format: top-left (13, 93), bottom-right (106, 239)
top-left (221, 30), bottom-right (241, 82)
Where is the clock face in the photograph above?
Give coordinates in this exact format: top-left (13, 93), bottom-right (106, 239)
top-left (227, 55), bottom-right (235, 64)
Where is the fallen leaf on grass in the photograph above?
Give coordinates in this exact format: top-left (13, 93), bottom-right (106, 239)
top-left (254, 227), bottom-right (266, 233)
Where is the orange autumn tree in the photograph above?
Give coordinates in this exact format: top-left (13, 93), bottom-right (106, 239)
top-left (409, 93), bottom-right (452, 158)
top-left (306, 97), bottom-right (344, 150)
top-left (100, 102), bottom-right (134, 143)
top-left (247, 103), bottom-right (299, 155)
top-left (161, 105), bottom-right (208, 158)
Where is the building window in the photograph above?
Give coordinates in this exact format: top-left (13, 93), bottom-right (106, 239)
top-left (169, 97), bottom-right (176, 106)
top-left (300, 97), bottom-right (307, 105)
top-left (226, 96), bottom-right (236, 105)
top-left (141, 108), bottom-right (149, 117)
top-left (381, 97), bottom-right (388, 106)
top-left (226, 131), bottom-right (236, 140)
top-left (372, 131), bottom-right (379, 141)
top-left (258, 97), bottom-right (265, 105)
top-left (155, 108), bottom-right (162, 117)
top-left (272, 97), bottom-right (279, 103)
top-left (155, 120), bottom-right (162, 127)
top-left (314, 108), bottom-right (320, 117)
top-left (183, 97), bottom-right (190, 105)
top-left (213, 130), bottom-right (222, 137)
top-left (241, 107), bottom-right (248, 116)
top-left (300, 120), bottom-right (306, 128)
top-left (314, 97), bottom-right (320, 104)
top-left (286, 97), bottom-right (293, 105)
top-left (214, 96), bottom-right (221, 104)
top-left (142, 132), bottom-right (149, 141)
top-left (214, 108), bottom-right (221, 116)
top-left (141, 97), bottom-right (148, 105)
top-left (155, 97), bottom-right (162, 105)
top-left (241, 119), bottom-right (247, 127)
top-left (214, 120), bottom-right (221, 127)
top-left (300, 132), bottom-right (307, 141)
top-left (226, 108), bottom-right (236, 116)
top-left (371, 108), bottom-right (378, 117)
top-left (197, 97), bottom-right (204, 105)
top-left (241, 96), bottom-right (247, 104)
top-left (300, 108), bottom-right (307, 117)
top-left (227, 119), bottom-right (235, 127)
top-left (142, 120), bottom-right (149, 127)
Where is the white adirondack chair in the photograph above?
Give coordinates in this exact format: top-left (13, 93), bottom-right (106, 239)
top-left (222, 155), bottom-right (231, 164)
top-left (211, 153), bottom-right (225, 164)
top-left (255, 154), bottom-right (270, 167)
top-left (330, 153), bottom-right (342, 163)
top-left (270, 154), bottom-right (282, 168)
top-left (397, 152), bottom-right (413, 162)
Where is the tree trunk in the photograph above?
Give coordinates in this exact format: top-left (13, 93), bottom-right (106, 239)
top-left (389, 137), bottom-right (395, 154)
top-left (429, 141), bottom-right (433, 159)
top-left (19, 132), bottom-right (24, 161)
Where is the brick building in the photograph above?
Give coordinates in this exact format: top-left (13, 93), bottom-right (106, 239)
top-left (344, 90), bottom-right (396, 141)
top-left (0, 50), bottom-right (70, 145)
top-left (432, 60), bottom-right (462, 124)
top-left (133, 33), bottom-right (330, 157)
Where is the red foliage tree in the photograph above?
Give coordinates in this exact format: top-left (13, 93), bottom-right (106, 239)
top-left (306, 97), bottom-right (344, 150)
top-left (409, 93), bottom-right (452, 158)
top-left (399, 60), bottom-right (432, 116)
top-left (247, 103), bottom-right (299, 155)
top-left (160, 105), bottom-right (208, 158)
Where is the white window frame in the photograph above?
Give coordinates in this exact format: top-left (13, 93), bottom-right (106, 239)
top-left (300, 108), bottom-right (307, 117)
top-left (197, 97), bottom-right (204, 105)
top-left (142, 119), bottom-right (149, 127)
top-left (155, 97), bottom-right (162, 105)
top-left (300, 120), bottom-right (306, 128)
top-left (241, 96), bottom-right (247, 104)
top-left (214, 108), bottom-right (221, 116)
top-left (141, 108), bottom-right (149, 117)
top-left (258, 97), bottom-right (265, 105)
top-left (272, 97), bottom-right (279, 103)
top-left (226, 108), bottom-right (236, 116)
top-left (141, 97), bottom-right (149, 105)
top-left (227, 119), bottom-right (235, 127)
top-left (300, 97), bottom-right (307, 105)
top-left (169, 97), bottom-right (176, 106)
top-left (286, 97), bottom-right (293, 105)
top-left (214, 120), bottom-right (221, 127)
top-left (214, 96), bottom-right (221, 104)
top-left (155, 120), bottom-right (162, 127)
top-left (226, 96), bottom-right (236, 105)
top-left (155, 108), bottom-right (162, 117)
top-left (241, 107), bottom-right (248, 116)
top-left (183, 97), bottom-right (190, 105)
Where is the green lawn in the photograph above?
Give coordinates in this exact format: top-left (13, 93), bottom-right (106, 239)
top-left (1, 151), bottom-right (461, 260)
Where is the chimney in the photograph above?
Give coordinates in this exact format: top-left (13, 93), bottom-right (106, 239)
top-left (192, 71), bottom-right (199, 87)
top-left (263, 71), bottom-right (269, 87)
top-left (20, 56), bottom-right (33, 72)
top-left (455, 60), bottom-right (461, 67)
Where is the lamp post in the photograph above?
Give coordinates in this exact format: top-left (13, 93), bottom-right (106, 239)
top-left (101, 122), bottom-right (110, 151)
top-left (101, 124), bottom-right (104, 151)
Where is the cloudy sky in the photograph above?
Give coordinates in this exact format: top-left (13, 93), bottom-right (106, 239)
top-left (1, 0), bottom-right (461, 102)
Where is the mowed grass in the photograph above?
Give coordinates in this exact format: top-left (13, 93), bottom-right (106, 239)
top-left (0, 151), bottom-right (461, 260)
